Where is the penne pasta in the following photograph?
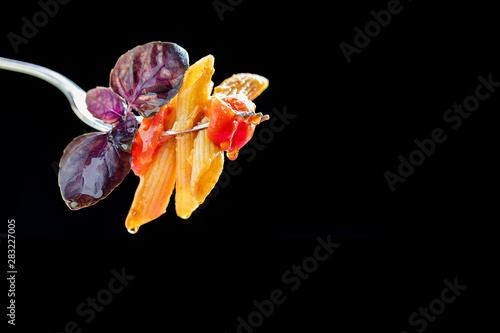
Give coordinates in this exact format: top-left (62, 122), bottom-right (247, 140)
top-left (190, 117), bottom-right (224, 204)
top-left (213, 73), bottom-right (269, 100)
top-left (173, 55), bottom-right (215, 219)
top-left (187, 73), bottom-right (268, 207)
top-left (125, 138), bottom-right (177, 233)
top-left (172, 55), bottom-right (215, 132)
top-left (125, 53), bottom-right (268, 232)
top-left (174, 132), bottom-right (197, 219)
top-left (125, 97), bottom-right (177, 233)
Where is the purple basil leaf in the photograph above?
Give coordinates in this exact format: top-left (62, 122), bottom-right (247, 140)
top-left (111, 112), bottom-right (138, 153)
top-left (85, 87), bottom-right (125, 124)
top-left (110, 41), bottom-right (189, 119)
top-left (58, 132), bottom-right (131, 210)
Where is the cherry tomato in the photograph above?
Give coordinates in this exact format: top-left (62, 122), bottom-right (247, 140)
top-left (207, 95), bottom-right (258, 160)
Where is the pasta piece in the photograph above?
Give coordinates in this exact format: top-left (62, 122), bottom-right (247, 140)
top-left (125, 138), bottom-right (176, 233)
top-left (187, 73), bottom-right (269, 206)
top-left (125, 97), bottom-right (178, 233)
top-left (213, 73), bottom-right (269, 100)
top-left (173, 55), bottom-right (215, 218)
top-left (191, 117), bottom-right (224, 203)
top-left (125, 54), bottom-right (269, 231)
top-left (175, 133), bottom-right (197, 219)
top-left (172, 56), bottom-right (215, 132)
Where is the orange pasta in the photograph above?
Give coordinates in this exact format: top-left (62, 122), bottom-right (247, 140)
top-left (125, 97), bottom-right (177, 233)
top-left (125, 56), bottom-right (268, 233)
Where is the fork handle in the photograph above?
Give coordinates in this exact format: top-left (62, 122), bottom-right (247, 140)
top-left (0, 56), bottom-right (111, 132)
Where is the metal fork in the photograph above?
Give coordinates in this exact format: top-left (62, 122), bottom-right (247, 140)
top-left (0, 56), bottom-right (268, 134)
top-left (0, 56), bottom-right (112, 132)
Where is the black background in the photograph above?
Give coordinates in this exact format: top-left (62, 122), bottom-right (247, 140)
top-left (1, 0), bottom-right (498, 332)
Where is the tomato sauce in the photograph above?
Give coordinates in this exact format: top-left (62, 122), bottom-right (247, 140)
top-left (131, 103), bottom-right (173, 175)
top-left (206, 95), bottom-right (259, 160)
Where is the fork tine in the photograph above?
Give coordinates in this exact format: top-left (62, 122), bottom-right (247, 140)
top-left (160, 112), bottom-right (270, 139)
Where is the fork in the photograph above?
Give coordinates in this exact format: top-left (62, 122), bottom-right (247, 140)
top-left (0, 56), bottom-right (113, 132)
top-left (0, 56), bottom-right (268, 134)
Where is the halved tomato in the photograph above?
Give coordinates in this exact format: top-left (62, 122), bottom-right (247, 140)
top-left (206, 95), bottom-right (259, 160)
